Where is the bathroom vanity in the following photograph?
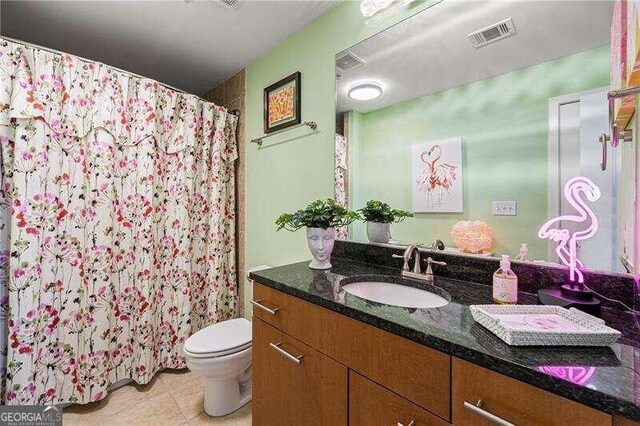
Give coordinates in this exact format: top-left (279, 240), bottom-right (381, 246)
top-left (250, 244), bottom-right (640, 426)
top-left (249, 2), bottom-right (640, 423)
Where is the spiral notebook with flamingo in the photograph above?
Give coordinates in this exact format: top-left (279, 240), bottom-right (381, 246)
top-left (412, 138), bottom-right (463, 213)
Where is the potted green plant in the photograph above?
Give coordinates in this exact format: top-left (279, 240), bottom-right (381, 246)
top-left (276, 199), bottom-right (360, 269)
top-left (358, 200), bottom-right (413, 244)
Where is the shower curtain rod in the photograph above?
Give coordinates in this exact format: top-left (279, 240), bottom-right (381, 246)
top-left (1, 35), bottom-right (241, 117)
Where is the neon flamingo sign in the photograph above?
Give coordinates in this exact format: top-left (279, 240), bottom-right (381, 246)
top-left (538, 177), bottom-right (601, 285)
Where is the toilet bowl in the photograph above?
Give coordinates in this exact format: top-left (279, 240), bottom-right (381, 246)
top-left (184, 318), bottom-right (252, 417)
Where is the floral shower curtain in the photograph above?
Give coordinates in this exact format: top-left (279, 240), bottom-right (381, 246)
top-left (0, 39), bottom-right (238, 405)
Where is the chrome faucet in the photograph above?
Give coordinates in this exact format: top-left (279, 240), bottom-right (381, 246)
top-left (392, 245), bottom-right (446, 282)
top-left (392, 244), bottom-right (421, 273)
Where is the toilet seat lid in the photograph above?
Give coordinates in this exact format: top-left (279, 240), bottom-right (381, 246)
top-left (185, 318), bottom-right (252, 355)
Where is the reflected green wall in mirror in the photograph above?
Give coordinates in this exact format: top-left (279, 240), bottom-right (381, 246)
top-left (348, 45), bottom-right (610, 260)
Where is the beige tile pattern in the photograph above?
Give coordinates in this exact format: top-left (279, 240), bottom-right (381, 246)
top-left (63, 369), bottom-right (251, 425)
top-left (205, 85), bottom-right (225, 107)
top-left (204, 70), bottom-right (247, 318)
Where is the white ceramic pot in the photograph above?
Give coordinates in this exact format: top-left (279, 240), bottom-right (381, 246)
top-left (306, 227), bottom-right (336, 270)
top-left (367, 222), bottom-right (391, 244)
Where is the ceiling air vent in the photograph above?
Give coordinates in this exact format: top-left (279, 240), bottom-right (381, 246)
top-left (336, 51), bottom-right (365, 74)
top-left (215, 0), bottom-right (241, 9)
top-left (468, 18), bottom-right (516, 48)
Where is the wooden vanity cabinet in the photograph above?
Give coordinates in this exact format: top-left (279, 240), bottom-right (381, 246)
top-left (252, 282), bottom-right (451, 420)
top-left (350, 371), bottom-right (450, 426)
top-left (252, 282), bottom-right (635, 426)
top-left (452, 358), bottom-right (612, 426)
top-left (252, 317), bottom-right (348, 426)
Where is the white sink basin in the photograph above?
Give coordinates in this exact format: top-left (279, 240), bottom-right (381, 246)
top-left (341, 281), bottom-right (449, 309)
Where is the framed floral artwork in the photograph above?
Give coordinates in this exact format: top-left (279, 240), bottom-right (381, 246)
top-left (264, 72), bottom-right (301, 133)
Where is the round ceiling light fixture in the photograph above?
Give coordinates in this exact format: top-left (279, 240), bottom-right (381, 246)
top-left (347, 81), bottom-right (383, 101)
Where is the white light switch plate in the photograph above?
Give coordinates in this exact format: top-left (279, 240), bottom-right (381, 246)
top-left (493, 201), bottom-right (517, 216)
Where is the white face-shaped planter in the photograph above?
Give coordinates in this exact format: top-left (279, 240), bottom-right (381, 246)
top-left (306, 227), bottom-right (336, 270)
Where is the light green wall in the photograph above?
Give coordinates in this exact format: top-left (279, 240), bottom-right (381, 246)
top-left (349, 46), bottom-right (611, 260)
top-left (244, 1), bottom-right (441, 313)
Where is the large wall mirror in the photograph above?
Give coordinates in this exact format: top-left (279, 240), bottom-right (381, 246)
top-left (335, 0), bottom-right (637, 275)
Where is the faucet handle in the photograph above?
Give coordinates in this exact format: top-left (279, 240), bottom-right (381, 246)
top-left (425, 257), bottom-right (447, 266)
top-left (430, 239), bottom-right (446, 250)
top-left (424, 257), bottom-right (447, 276)
top-left (392, 254), bottom-right (410, 271)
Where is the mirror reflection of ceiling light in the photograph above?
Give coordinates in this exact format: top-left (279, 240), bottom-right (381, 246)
top-left (214, 0), bottom-right (241, 9)
top-left (348, 82), bottom-right (383, 101)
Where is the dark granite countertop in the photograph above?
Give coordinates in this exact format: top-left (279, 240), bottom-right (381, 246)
top-left (250, 258), bottom-right (640, 421)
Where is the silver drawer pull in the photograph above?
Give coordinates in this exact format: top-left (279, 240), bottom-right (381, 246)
top-left (269, 342), bottom-right (304, 364)
top-left (251, 299), bottom-right (279, 315)
top-left (464, 400), bottom-right (516, 426)
top-left (397, 421), bottom-right (415, 426)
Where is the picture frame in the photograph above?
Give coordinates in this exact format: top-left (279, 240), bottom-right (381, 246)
top-left (263, 71), bottom-right (302, 134)
top-left (411, 137), bottom-right (464, 213)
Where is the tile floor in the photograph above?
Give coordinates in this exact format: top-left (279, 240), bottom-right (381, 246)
top-left (63, 369), bottom-right (252, 425)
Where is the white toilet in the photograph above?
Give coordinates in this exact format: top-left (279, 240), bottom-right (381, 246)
top-left (184, 317), bottom-right (252, 417)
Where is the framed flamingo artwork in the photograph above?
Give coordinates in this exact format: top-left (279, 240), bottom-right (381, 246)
top-left (412, 137), bottom-right (463, 213)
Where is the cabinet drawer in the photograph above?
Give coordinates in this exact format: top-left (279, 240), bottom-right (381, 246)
top-left (252, 317), bottom-right (348, 426)
top-left (350, 371), bottom-right (450, 426)
top-left (252, 282), bottom-right (451, 421)
top-left (452, 358), bottom-right (612, 426)
top-left (613, 417), bottom-right (640, 426)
